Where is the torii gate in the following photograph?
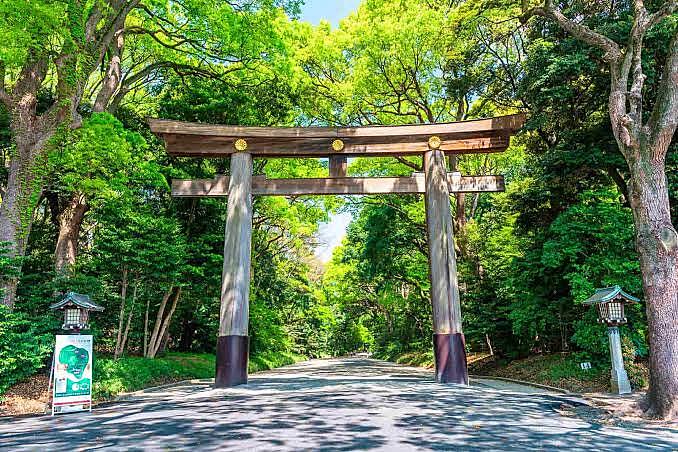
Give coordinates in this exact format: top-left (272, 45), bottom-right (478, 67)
top-left (150, 114), bottom-right (525, 388)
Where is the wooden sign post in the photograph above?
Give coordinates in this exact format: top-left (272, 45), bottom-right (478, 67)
top-left (150, 114), bottom-right (525, 388)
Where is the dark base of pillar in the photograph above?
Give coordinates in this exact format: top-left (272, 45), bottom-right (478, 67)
top-left (215, 335), bottom-right (249, 387)
top-left (433, 333), bottom-right (469, 385)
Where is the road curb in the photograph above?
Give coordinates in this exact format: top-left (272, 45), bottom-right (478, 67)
top-left (471, 374), bottom-right (597, 409)
top-left (470, 374), bottom-right (572, 394)
top-left (114, 378), bottom-right (214, 402)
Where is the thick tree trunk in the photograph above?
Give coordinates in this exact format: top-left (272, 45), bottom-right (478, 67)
top-left (54, 192), bottom-right (89, 274)
top-left (0, 131), bottom-right (51, 307)
top-left (626, 153), bottom-right (678, 419)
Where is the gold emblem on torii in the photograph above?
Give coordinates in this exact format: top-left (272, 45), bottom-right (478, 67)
top-left (428, 136), bottom-right (442, 150)
top-left (234, 139), bottom-right (248, 151)
top-left (332, 139), bottom-right (345, 152)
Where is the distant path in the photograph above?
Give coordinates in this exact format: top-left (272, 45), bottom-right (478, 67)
top-left (2, 358), bottom-right (676, 451)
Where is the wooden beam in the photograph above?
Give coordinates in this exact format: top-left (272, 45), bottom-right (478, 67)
top-left (149, 114), bottom-right (525, 139)
top-left (171, 174), bottom-right (505, 197)
top-left (161, 135), bottom-right (510, 158)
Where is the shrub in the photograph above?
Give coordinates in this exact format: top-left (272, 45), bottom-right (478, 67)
top-left (0, 306), bottom-right (53, 396)
top-left (622, 336), bottom-right (648, 390)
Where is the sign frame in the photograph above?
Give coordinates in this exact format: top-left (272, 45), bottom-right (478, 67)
top-left (51, 334), bottom-right (94, 415)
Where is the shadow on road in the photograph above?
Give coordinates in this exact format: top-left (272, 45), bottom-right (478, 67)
top-left (1, 358), bottom-right (676, 451)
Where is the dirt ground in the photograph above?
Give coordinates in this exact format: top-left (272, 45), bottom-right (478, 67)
top-left (1, 373), bottom-right (50, 416)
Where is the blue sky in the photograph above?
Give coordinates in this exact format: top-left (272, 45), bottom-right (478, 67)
top-left (300, 0), bottom-right (362, 262)
top-left (300, 0), bottom-right (362, 26)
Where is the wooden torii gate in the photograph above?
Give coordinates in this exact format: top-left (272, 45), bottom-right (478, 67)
top-left (150, 114), bottom-right (525, 388)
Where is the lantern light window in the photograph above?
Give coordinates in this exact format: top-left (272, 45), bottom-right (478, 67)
top-left (65, 308), bottom-right (80, 326)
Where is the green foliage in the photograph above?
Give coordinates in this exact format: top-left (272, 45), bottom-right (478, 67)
top-left (622, 335), bottom-right (649, 390)
top-left (248, 351), bottom-right (305, 373)
top-left (48, 113), bottom-right (156, 203)
top-left (0, 306), bottom-right (53, 395)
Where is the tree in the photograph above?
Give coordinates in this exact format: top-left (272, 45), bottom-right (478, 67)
top-left (0, 0), bottom-right (299, 307)
top-left (522, 0), bottom-right (678, 419)
top-left (46, 113), bottom-right (151, 273)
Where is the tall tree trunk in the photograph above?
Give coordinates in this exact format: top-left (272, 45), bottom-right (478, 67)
top-left (143, 296), bottom-right (150, 357)
top-left (627, 152), bottom-right (678, 419)
top-left (118, 282), bottom-right (137, 358)
top-left (455, 193), bottom-right (467, 231)
top-left (54, 192), bottom-right (89, 274)
top-left (146, 287), bottom-right (172, 357)
top-left (146, 287), bottom-right (181, 358)
top-left (114, 267), bottom-right (129, 359)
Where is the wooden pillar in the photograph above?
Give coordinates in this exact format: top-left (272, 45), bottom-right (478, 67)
top-left (329, 156), bottom-right (348, 178)
top-left (215, 152), bottom-right (253, 387)
top-left (423, 149), bottom-right (469, 385)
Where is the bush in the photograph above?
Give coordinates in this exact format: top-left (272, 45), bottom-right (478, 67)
top-left (93, 353), bottom-right (216, 400)
top-left (0, 306), bottom-right (53, 396)
top-left (93, 351), bottom-right (306, 401)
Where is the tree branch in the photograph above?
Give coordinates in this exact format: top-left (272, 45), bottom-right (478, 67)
top-left (394, 156), bottom-right (422, 171)
top-left (523, 1), bottom-right (622, 62)
top-left (94, 29), bottom-right (125, 112)
top-left (644, 1), bottom-right (678, 32)
top-left (0, 60), bottom-right (8, 107)
top-left (647, 29), bottom-right (678, 155)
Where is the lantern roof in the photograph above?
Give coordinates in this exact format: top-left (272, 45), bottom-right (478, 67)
top-left (49, 292), bottom-right (104, 312)
top-left (582, 286), bottom-right (640, 305)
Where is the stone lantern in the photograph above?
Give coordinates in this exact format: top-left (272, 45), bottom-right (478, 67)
top-left (49, 292), bottom-right (104, 332)
top-left (583, 286), bottom-right (639, 395)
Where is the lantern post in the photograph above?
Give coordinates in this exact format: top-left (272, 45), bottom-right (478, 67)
top-left (583, 286), bottom-right (639, 395)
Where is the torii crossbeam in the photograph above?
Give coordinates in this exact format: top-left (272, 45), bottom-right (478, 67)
top-left (150, 114), bottom-right (525, 388)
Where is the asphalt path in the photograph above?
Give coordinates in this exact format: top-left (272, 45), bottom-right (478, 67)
top-left (1, 358), bottom-right (676, 451)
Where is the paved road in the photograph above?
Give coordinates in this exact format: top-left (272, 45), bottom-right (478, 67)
top-left (1, 358), bottom-right (676, 451)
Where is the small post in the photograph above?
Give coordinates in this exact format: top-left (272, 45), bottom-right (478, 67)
top-left (423, 146), bottom-right (468, 385)
top-left (608, 326), bottom-right (632, 394)
top-left (329, 156), bottom-right (348, 178)
top-left (216, 152), bottom-right (253, 387)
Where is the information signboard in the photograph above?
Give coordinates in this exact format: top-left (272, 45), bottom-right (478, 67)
top-left (52, 335), bottom-right (93, 414)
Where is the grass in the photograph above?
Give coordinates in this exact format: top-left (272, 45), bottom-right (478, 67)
top-left (468, 353), bottom-right (611, 392)
top-left (384, 349), bottom-right (625, 393)
top-left (391, 351), bottom-right (435, 368)
top-left (93, 351), bottom-right (305, 402)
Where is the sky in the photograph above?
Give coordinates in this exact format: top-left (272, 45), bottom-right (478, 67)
top-left (300, 1), bottom-right (362, 263)
top-left (300, 0), bottom-right (362, 26)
